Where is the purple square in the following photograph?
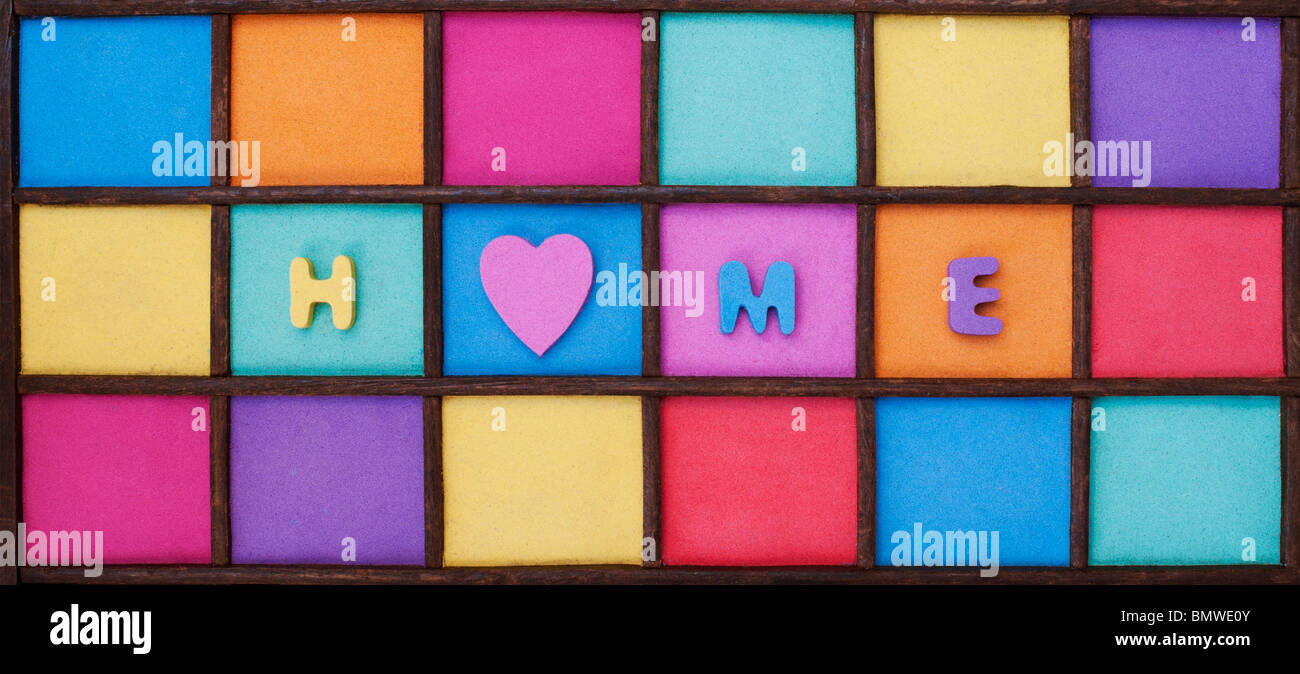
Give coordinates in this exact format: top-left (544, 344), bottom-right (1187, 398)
top-left (1090, 17), bottom-right (1280, 188)
top-left (231, 397), bottom-right (425, 565)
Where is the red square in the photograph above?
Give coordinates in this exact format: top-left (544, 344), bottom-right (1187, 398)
top-left (660, 397), bottom-right (858, 566)
top-left (1092, 206), bottom-right (1282, 377)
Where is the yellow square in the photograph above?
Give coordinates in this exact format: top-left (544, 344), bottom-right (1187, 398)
top-left (443, 396), bottom-right (643, 566)
top-left (874, 15), bottom-right (1071, 186)
top-left (20, 205), bottom-right (211, 375)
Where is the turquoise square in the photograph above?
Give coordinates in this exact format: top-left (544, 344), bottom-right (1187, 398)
top-left (658, 13), bottom-right (857, 186)
top-left (231, 204), bottom-right (424, 375)
top-left (1089, 396), bottom-right (1281, 565)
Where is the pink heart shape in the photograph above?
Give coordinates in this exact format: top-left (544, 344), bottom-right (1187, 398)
top-left (480, 234), bottom-right (594, 356)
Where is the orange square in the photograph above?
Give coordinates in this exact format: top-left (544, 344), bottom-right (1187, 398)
top-left (875, 205), bottom-right (1073, 377)
top-left (231, 14), bottom-right (423, 185)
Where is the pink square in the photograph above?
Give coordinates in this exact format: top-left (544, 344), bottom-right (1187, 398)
top-left (659, 203), bottom-right (858, 376)
top-left (442, 12), bottom-right (642, 185)
top-left (22, 395), bottom-right (211, 564)
top-left (1092, 206), bottom-right (1283, 377)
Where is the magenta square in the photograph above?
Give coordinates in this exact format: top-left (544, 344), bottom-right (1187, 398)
top-left (659, 203), bottom-right (857, 376)
top-left (231, 396), bottom-right (425, 565)
top-left (22, 395), bottom-right (211, 564)
top-left (442, 12), bottom-right (642, 185)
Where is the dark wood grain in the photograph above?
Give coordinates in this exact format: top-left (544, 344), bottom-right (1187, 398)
top-left (856, 205), bottom-right (874, 378)
top-left (424, 206), bottom-right (442, 377)
top-left (1072, 206), bottom-right (1091, 378)
top-left (856, 398), bottom-right (874, 568)
top-left (17, 185), bottom-right (1300, 205)
top-left (210, 206), bottom-right (230, 376)
top-left (19, 563), bottom-right (1296, 585)
top-left (641, 10), bottom-right (658, 186)
top-left (641, 396), bottom-right (661, 568)
top-left (13, 1), bottom-right (1300, 17)
top-left (424, 397), bottom-right (442, 568)
top-left (1285, 398), bottom-right (1298, 570)
top-left (1287, 208), bottom-right (1299, 375)
top-left (856, 13), bottom-right (874, 187)
top-left (18, 375), bottom-right (1300, 397)
top-left (1070, 398), bottom-right (1090, 568)
top-left (641, 204), bottom-right (660, 377)
top-left (1069, 16), bottom-right (1089, 190)
top-left (209, 396), bottom-right (230, 565)
top-left (0, 0), bottom-right (16, 587)
top-left (211, 14), bottom-right (229, 188)
top-left (1283, 18), bottom-right (1298, 189)
top-left (424, 12), bottom-right (441, 187)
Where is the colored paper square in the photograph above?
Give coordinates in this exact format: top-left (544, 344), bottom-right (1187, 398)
top-left (660, 397), bottom-right (857, 566)
top-left (231, 397), bottom-right (425, 565)
top-left (231, 14), bottom-right (423, 185)
top-left (230, 204), bottom-right (424, 375)
top-left (875, 205), bottom-right (1073, 377)
top-left (22, 395), bottom-right (211, 564)
top-left (875, 398), bottom-right (1072, 568)
top-left (659, 204), bottom-right (857, 377)
top-left (658, 13), bottom-right (857, 186)
top-left (19, 16), bottom-right (211, 187)
top-left (1092, 206), bottom-right (1283, 377)
top-left (874, 15), bottom-right (1070, 186)
top-left (442, 396), bottom-right (643, 566)
top-left (1090, 17), bottom-right (1280, 188)
top-left (442, 12), bottom-right (641, 185)
top-left (20, 205), bottom-right (211, 375)
top-left (442, 204), bottom-right (641, 375)
top-left (1090, 397), bottom-right (1280, 565)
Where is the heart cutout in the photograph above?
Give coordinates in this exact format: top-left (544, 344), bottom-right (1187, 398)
top-left (480, 234), bottom-right (594, 356)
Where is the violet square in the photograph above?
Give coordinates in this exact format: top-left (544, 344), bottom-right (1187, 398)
top-left (1090, 16), bottom-right (1280, 188)
top-left (231, 397), bottom-right (425, 565)
top-left (659, 204), bottom-right (857, 376)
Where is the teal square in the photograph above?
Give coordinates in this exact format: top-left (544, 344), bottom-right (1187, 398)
top-left (658, 13), bottom-right (857, 186)
top-left (1089, 396), bottom-right (1280, 566)
top-left (231, 204), bottom-right (424, 375)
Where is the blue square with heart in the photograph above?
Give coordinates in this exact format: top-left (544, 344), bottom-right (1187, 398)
top-left (442, 204), bottom-right (643, 375)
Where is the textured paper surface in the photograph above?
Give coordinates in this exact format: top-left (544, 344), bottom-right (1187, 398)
top-left (231, 13), bottom-right (423, 185)
top-left (443, 204), bottom-right (641, 375)
top-left (230, 397), bottom-right (425, 565)
top-left (661, 397), bottom-right (857, 566)
top-left (1091, 17), bottom-right (1280, 188)
top-left (659, 13), bottom-right (857, 186)
top-left (442, 396), bottom-right (643, 566)
top-left (875, 205), bottom-right (1073, 377)
top-left (1092, 206), bottom-right (1283, 377)
top-left (874, 15), bottom-right (1071, 186)
top-left (875, 398), bottom-right (1072, 567)
top-left (20, 205), bottom-right (210, 375)
top-left (231, 204), bottom-right (424, 375)
top-left (19, 16), bottom-right (211, 187)
top-left (443, 12), bottom-right (641, 185)
top-left (659, 203), bottom-right (857, 377)
top-left (23, 395), bottom-right (211, 564)
top-left (1089, 397), bottom-right (1280, 565)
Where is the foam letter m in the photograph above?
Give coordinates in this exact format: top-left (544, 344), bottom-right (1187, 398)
top-left (718, 261), bottom-right (795, 335)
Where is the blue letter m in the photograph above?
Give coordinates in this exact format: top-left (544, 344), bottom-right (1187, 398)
top-left (718, 261), bottom-right (795, 335)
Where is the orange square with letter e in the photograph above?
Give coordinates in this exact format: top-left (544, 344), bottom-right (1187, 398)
top-left (874, 204), bottom-right (1073, 377)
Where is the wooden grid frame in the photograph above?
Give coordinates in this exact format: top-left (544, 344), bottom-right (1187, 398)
top-left (1, 0), bottom-right (1299, 585)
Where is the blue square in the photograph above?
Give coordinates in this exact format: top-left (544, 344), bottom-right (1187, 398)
top-left (19, 16), bottom-right (212, 187)
top-left (658, 13), bottom-right (858, 186)
top-left (443, 204), bottom-right (642, 375)
top-left (231, 204), bottom-right (424, 376)
top-left (875, 397), bottom-right (1072, 568)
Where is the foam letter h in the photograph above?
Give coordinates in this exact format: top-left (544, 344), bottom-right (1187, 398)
top-left (290, 255), bottom-right (356, 330)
